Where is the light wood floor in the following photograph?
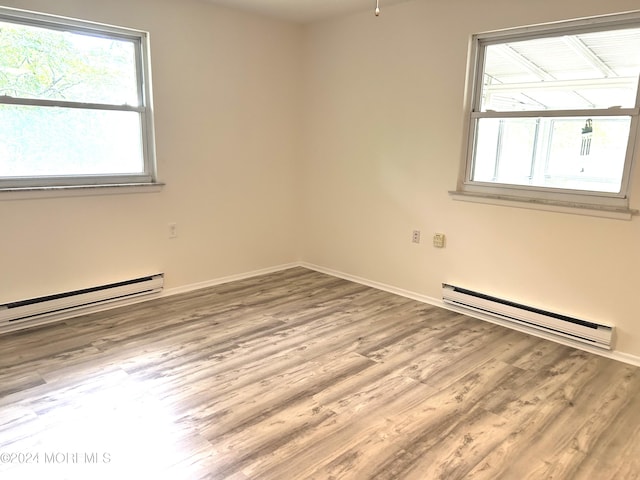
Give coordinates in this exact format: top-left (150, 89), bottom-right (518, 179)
top-left (1, 267), bottom-right (639, 480)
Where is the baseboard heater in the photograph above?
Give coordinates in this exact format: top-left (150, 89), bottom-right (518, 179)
top-left (0, 274), bottom-right (164, 334)
top-left (442, 284), bottom-right (614, 350)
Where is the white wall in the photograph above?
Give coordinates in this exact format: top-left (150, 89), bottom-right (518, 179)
top-left (300, 0), bottom-right (640, 356)
top-left (3, 0), bottom-right (640, 358)
top-left (0, 0), bottom-right (302, 300)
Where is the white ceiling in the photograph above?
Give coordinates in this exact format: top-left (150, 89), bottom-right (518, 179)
top-left (204, 0), bottom-right (413, 23)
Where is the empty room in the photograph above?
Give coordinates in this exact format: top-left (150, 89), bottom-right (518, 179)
top-left (1, 0), bottom-right (640, 478)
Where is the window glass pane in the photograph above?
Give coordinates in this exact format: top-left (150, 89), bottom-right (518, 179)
top-left (0, 105), bottom-right (143, 177)
top-left (544, 117), bottom-right (629, 192)
top-left (473, 118), bottom-right (537, 183)
top-left (472, 116), bottom-right (630, 193)
top-left (481, 28), bottom-right (640, 112)
top-left (0, 21), bottom-right (138, 105)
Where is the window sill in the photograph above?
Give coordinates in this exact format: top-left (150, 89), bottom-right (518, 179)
top-left (449, 190), bottom-right (638, 220)
top-left (0, 182), bottom-right (165, 200)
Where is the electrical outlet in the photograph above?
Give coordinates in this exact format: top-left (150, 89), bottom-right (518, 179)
top-left (412, 230), bottom-right (421, 244)
top-left (433, 233), bottom-right (445, 248)
top-left (168, 223), bottom-right (177, 239)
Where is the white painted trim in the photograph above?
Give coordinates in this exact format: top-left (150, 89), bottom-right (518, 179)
top-left (457, 12), bottom-right (640, 219)
top-left (449, 190), bottom-right (637, 220)
top-left (161, 263), bottom-right (300, 296)
top-left (299, 262), bottom-right (640, 368)
top-left (298, 262), bottom-right (443, 305)
top-left (0, 182), bottom-right (164, 200)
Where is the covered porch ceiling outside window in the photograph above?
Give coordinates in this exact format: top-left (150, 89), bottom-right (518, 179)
top-left (482, 28), bottom-right (640, 112)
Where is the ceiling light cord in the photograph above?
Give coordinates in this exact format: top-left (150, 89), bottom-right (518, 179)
top-left (375, 0), bottom-right (380, 16)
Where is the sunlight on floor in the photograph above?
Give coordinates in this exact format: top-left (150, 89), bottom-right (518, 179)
top-left (0, 368), bottom-right (200, 480)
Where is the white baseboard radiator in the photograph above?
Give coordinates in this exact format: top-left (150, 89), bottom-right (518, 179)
top-left (442, 284), bottom-right (614, 350)
top-left (0, 274), bottom-right (164, 335)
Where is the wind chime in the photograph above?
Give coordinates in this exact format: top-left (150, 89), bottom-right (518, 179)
top-left (581, 119), bottom-right (593, 156)
top-left (579, 119), bottom-right (593, 173)
top-left (375, 0), bottom-right (380, 16)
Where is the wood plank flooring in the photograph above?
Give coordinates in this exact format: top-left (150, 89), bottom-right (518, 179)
top-left (1, 267), bottom-right (639, 479)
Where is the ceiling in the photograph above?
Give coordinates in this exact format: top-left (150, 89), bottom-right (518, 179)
top-left (203, 0), bottom-right (413, 23)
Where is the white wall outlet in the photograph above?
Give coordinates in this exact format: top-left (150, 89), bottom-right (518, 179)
top-left (433, 233), bottom-right (445, 248)
top-left (168, 223), bottom-right (178, 238)
top-left (412, 230), bottom-right (421, 243)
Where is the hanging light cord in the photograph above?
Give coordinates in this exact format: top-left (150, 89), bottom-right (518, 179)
top-left (375, 0), bottom-right (380, 16)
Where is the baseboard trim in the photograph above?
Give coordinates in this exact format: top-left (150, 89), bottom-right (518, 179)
top-left (299, 262), bottom-right (640, 368)
top-left (19, 260), bottom-right (640, 368)
top-left (162, 262), bottom-right (300, 297)
top-left (298, 262), bottom-right (443, 305)
top-left (9, 263), bottom-right (300, 333)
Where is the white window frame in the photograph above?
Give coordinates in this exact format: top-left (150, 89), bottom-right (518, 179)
top-left (0, 6), bottom-right (157, 190)
top-left (454, 12), bottom-right (640, 218)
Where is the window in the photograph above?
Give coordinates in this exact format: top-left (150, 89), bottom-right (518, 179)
top-left (0, 7), bottom-right (156, 189)
top-left (457, 13), bottom-right (640, 216)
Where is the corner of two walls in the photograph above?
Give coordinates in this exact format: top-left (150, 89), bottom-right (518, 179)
top-left (3, 0), bottom-right (640, 358)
